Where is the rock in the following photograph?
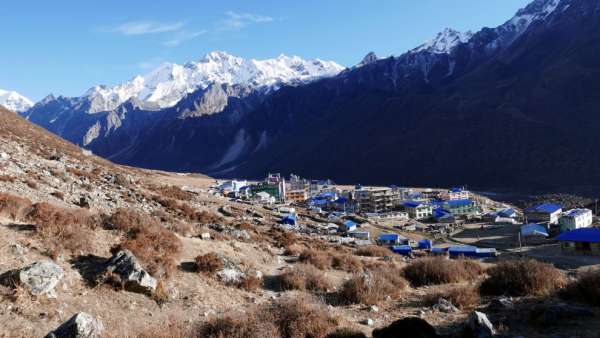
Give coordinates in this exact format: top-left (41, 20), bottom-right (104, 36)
top-left (231, 229), bottom-right (251, 240)
top-left (45, 312), bottom-right (104, 338)
top-left (9, 243), bottom-right (28, 256)
top-left (200, 232), bottom-right (211, 240)
top-left (0, 152), bottom-right (9, 160)
top-left (372, 317), bottom-right (439, 338)
top-left (362, 318), bottom-right (374, 326)
top-left (530, 303), bottom-right (594, 326)
top-left (467, 311), bottom-right (496, 338)
top-left (103, 250), bottom-right (157, 294)
top-left (0, 261), bottom-right (64, 296)
top-left (216, 255), bottom-right (245, 284)
top-left (488, 297), bottom-right (514, 311)
top-left (433, 298), bottom-right (460, 313)
top-left (370, 305), bottom-right (380, 313)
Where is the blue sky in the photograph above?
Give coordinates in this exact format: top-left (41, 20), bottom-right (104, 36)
top-left (1, 0), bottom-right (530, 101)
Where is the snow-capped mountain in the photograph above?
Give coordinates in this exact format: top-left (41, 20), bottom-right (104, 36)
top-left (413, 28), bottom-right (474, 54)
top-left (0, 89), bottom-right (33, 112)
top-left (83, 51), bottom-right (344, 113)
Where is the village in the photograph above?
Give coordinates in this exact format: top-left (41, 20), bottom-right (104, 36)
top-left (214, 173), bottom-right (600, 267)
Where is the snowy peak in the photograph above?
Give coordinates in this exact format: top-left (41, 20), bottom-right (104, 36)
top-left (413, 28), bottom-right (474, 54)
top-left (79, 51), bottom-right (345, 113)
top-left (0, 89), bottom-right (33, 112)
top-left (503, 0), bottom-right (563, 36)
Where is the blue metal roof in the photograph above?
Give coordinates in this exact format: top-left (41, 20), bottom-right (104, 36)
top-left (343, 220), bottom-right (357, 228)
top-left (447, 199), bottom-right (474, 208)
top-left (497, 208), bottom-right (517, 218)
top-left (334, 197), bottom-right (349, 204)
top-left (525, 203), bottom-right (562, 214)
top-left (392, 245), bottom-right (412, 254)
top-left (557, 228), bottom-right (600, 244)
top-left (431, 247), bottom-right (448, 253)
top-left (379, 233), bottom-right (400, 241)
top-left (521, 224), bottom-right (549, 237)
top-left (433, 209), bottom-right (452, 219)
top-left (448, 246), bottom-right (478, 253)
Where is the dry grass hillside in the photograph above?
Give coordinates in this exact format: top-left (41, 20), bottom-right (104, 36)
top-left (1, 106), bottom-right (600, 337)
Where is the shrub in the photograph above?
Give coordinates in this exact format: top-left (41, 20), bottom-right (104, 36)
top-left (341, 266), bottom-right (408, 305)
top-left (26, 202), bottom-right (97, 258)
top-left (198, 313), bottom-right (278, 338)
top-left (404, 257), bottom-right (484, 287)
top-left (195, 253), bottom-right (224, 275)
top-left (332, 255), bottom-right (363, 272)
top-left (355, 245), bottom-right (391, 257)
top-left (0, 193), bottom-right (32, 220)
top-left (326, 328), bottom-right (367, 338)
top-left (560, 269), bottom-right (600, 306)
top-left (115, 223), bottom-right (182, 279)
top-left (25, 179), bottom-right (37, 189)
top-left (151, 185), bottom-right (193, 201)
top-left (425, 285), bottom-right (480, 311)
top-left (284, 244), bottom-right (303, 256)
top-left (480, 259), bottom-right (566, 297)
top-left (279, 264), bottom-right (333, 292)
top-left (299, 249), bottom-right (332, 270)
top-left (237, 274), bottom-right (262, 291)
top-left (0, 175), bottom-right (15, 183)
top-left (270, 295), bottom-right (338, 338)
top-left (106, 208), bottom-right (157, 235)
top-left (66, 167), bottom-right (97, 181)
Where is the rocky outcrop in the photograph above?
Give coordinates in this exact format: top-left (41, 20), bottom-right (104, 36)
top-left (0, 261), bottom-right (64, 297)
top-left (102, 250), bottom-right (157, 294)
top-left (372, 317), bottom-right (439, 338)
top-left (467, 311), bottom-right (496, 338)
top-left (45, 312), bottom-right (104, 338)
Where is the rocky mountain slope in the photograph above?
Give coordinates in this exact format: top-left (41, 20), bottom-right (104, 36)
top-left (2, 106), bottom-right (600, 337)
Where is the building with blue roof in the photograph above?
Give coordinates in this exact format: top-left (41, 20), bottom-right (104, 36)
top-left (339, 220), bottom-right (357, 233)
top-left (524, 203), bottom-right (562, 225)
top-left (444, 199), bottom-right (477, 216)
top-left (392, 245), bottom-right (412, 255)
top-left (377, 233), bottom-right (407, 246)
top-left (559, 208), bottom-right (593, 232)
top-left (557, 228), bottom-right (600, 255)
top-left (402, 201), bottom-right (433, 220)
top-left (520, 224), bottom-right (549, 244)
top-left (281, 214), bottom-right (297, 226)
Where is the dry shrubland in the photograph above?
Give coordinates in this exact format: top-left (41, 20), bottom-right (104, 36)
top-left (108, 209), bottom-right (181, 279)
top-left (425, 285), bottom-right (481, 311)
top-left (150, 185), bottom-right (193, 201)
top-left (331, 254), bottom-right (364, 272)
top-left (480, 259), bottom-right (566, 297)
top-left (279, 264), bottom-right (333, 292)
top-left (403, 257), bottom-right (484, 287)
top-left (560, 269), bottom-right (600, 306)
top-left (355, 245), bottom-right (391, 257)
top-left (195, 253), bottom-right (224, 275)
top-left (299, 249), bottom-right (332, 270)
top-left (341, 265), bottom-right (408, 305)
top-left (198, 295), bottom-right (337, 338)
top-left (0, 193), bottom-right (32, 220)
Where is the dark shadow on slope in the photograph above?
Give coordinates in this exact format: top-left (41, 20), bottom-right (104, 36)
top-left (70, 254), bottom-right (108, 287)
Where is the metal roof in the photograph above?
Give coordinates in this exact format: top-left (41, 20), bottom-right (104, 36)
top-left (556, 228), bottom-right (600, 244)
top-left (403, 201), bottom-right (427, 208)
top-left (447, 199), bottom-right (474, 207)
top-left (521, 224), bottom-right (549, 237)
top-left (525, 203), bottom-right (562, 214)
top-left (562, 208), bottom-right (592, 218)
top-left (378, 233), bottom-right (401, 241)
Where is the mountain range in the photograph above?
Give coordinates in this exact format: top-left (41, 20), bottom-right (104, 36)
top-left (12, 0), bottom-right (600, 194)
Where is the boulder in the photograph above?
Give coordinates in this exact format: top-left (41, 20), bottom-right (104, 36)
top-left (433, 298), bottom-right (460, 313)
top-left (467, 311), bottom-right (496, 338)
top-left (103, 250), bottom-right (157, 294)
top-left (45, 312), bottom-right (104, 338)
top-left (372, 317), bottom-right (439, 338)
top-left (488, 297), bottom-right (514, 311)
top-left (1, 261), bottom-right (64, 296)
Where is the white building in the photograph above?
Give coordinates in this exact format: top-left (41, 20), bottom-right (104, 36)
top-left (219, 180), bottom-right (248, 193)
top-left (559, 208), bottom-right (593, 232)
top-left (254, 191), bottom-right (275, 204)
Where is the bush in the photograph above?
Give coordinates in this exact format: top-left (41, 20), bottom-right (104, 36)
top-left (299, 249), bottom-right (332, 270)
top-left (237, 274), bottom-right (262, 292)
top-left (0, 193), bottom-right (32, 220)
top-left (404, 257), bottom-right (484, 287)
top-left (326, 328), bottom-right (367, 338)
top-left (26, 202), bottom-right (98, 258)
top-left (198, 313), bottom-right (279, 338)
top-left (480, 259), bottom-right (566, 297)
top-left (151, 185), bottom-right (193, 201)
top-left (560, 269), bottom-right (600, 306)
top-left (284, 244), bottom-right (303, 256)
top-left (50, 191), bottom-right (64, 200)
top-left (106, 208), bottom-right (158, 235)
top-left (269, 295), bottom-right (338, 338)
top-left (195, 253), bottom-right (224, 275)
top-left (332, 255), bottom-right (363, 272)
top-left (355, 245), bottom-right (391, 257)
top-left (0, 175), bottom-right (15, 183)
top-left (115, 222), bottom-right (182, 279)
top-left (425, 285), bottom-right (480, 311)
top-left (25, 179), bottom-right (38, 189)
top-left (279, 264), bottom-right (333, 292)
top-left (341, 266), bottom-right (408, 305)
